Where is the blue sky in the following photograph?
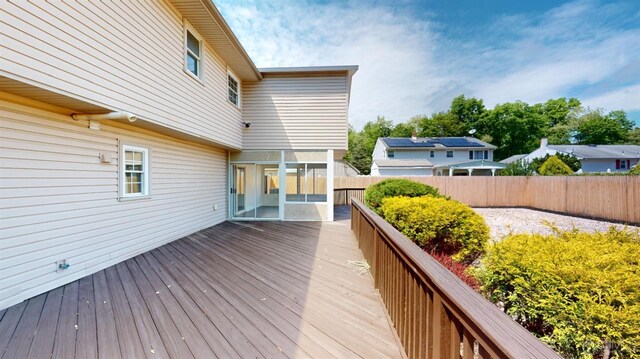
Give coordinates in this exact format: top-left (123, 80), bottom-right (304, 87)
top-left (216, 0), bottom-right (640, 129)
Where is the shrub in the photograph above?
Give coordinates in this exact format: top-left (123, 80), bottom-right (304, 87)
top-left (498, 159), bottom-right (535, 176)
top-left (629, 164), bottom-right (640, 175)
top-left (538, 155), bottom-right (574, 175)
top-left (532, 153), bottom-right (581, 172)
top-left (364, 178), bottom-right (441, 214)
top-left (475, 227), bottom-right (640, 358)
top-left (380, 196), bottom-right (489, 263)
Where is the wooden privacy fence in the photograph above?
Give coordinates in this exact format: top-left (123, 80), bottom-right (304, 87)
top-left (351, 199), bottom-right (562, 359)
top-left (335, 176), bottom-right (640, 224)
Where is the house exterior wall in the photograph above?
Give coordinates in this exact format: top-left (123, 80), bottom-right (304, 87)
top-left (0, 100), bottom-right (228, 310)
top-left (242, 74), bottom-right (349, 150)
top-left (581, 159), bottom-right (639, 173)
top-left (1, 0), bottom-right (243, 149)
top-left (375, 167), bottom-right (434, 176)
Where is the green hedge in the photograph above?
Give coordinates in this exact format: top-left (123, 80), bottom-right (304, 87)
top-left (380, 196), bottom-right (489, 263)
top-left (475, 227), bottom-right (640, 358)
top-left (364, 178), bottom-right (441, 214)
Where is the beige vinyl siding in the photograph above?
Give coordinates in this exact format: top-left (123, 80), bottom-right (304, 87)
top-left (0, 100), bottom-right (227, 310)
top-left (242, 74), bottom-right (349, 150)
top-left (1, 0), bottom-right (243, 149)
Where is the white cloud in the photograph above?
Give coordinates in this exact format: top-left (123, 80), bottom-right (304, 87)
top-left (216, 0), bottom-right (640, 129)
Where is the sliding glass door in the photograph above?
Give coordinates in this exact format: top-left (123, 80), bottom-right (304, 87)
top-left (231, 163), bottom-right (280, 220)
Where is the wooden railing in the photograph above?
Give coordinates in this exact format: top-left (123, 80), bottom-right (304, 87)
top-left (350, 199), bottom-right (562, 359)
top-left (333, 188), bottom-right (365, 205)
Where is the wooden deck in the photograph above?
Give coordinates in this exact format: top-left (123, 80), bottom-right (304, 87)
top-left (0, 219), bottom-right (403, 358)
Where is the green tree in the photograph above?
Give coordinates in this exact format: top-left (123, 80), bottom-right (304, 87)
top-left (344, 116), bottom-right (393, 174)
top-left (625, 127), bottom-right (640, 145)
top-left (390, 121), bottom-right (416, 137)
top-left (574, 109), bottom-right (634, 144)
top-left (538, 155), bottom-right (574, 175)
top-left (343, 126), bottom-right (372, 174)
top-left (450, 95), bottom-right (486, 133)
top-left (478, 101), bottom-right (547, 160)
top-left (417, 112), bottom-right (466, 137)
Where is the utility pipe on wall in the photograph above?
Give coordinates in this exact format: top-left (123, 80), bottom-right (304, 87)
top-left (71, 111), bottom-right (138, 122)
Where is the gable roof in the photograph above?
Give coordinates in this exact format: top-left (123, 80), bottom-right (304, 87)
top-left (381, 137), bottom-right (495, 149)
top-left (549, 145), bottom-right (640, 159)
top-left (169, 0), bottom-right (262, 81)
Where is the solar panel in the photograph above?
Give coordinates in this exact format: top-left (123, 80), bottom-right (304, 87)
top-left (382, 138), bottom-right (435, 147)
top-left (433, 138), bottom-right (484, 148)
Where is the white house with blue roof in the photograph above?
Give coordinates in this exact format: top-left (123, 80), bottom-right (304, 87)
top-left (370, 134), bottom-right (506, 176)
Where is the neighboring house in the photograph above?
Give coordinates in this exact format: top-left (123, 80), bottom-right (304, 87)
top-left (370, 135), bottom-right (505, 176)
top-left (0, 1), bottom-right (356, 309)
top-left (524, 139), bottom-right (640, 173)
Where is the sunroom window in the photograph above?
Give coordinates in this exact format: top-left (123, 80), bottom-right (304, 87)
top-left (285, 163), bottom-right (327, 202)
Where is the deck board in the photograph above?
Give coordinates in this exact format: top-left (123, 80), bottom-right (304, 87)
top-left (0, 220), bottom-right (403, 358)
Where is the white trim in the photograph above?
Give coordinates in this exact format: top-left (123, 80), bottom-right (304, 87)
top-left (227, 69), bottom-right (241, 108)
top-left (327, 150), bottom-right (334, 221)
top-left (119, 144), bottom-right (150, 200)
top-left (183, 20), bottom-right (204, 82)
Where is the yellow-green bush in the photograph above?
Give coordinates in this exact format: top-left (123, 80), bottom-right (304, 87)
top-left (380, 196), bottom-right (489, 263)
top-left (539, 155), bottom-right (574, 175)
top-left (475, 227), bottom-right (640, 358)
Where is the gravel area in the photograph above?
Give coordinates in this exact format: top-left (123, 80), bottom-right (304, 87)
top-left (473, 207), bottom-right (639, 241)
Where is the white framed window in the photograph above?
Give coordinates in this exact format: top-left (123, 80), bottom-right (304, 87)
top-left (228, 71), bottom-right (240, 107)
top-left (285, 163), bottom-right (327, 203)
top-left (430, 151), bottom-right (434, 158)
top-left (184, 22), bottom-right (203, 80)
top-left (446, 151), bottom-right (454, 158)
top-left (469, 150), bottom-right (489, 160)
top-left (387, 150), bottom-right (394, 158)
top-left (120, 144), bottom-right (150, 198)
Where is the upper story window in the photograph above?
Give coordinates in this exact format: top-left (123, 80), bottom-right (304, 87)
top-left (228, 72), bottom-right (240, 106)
top-left (184, 23), bottom-right (203, 80)
top-left (469, 150), bottom-right (489, 160)
top-left (387, 150), bottom-right (395, 158)
top-left (430, 151), bottom-right (434, 158)
top-left (446, 151), bottom-right (453, 158)
top-left (120, 145), bottom-right (150, 198)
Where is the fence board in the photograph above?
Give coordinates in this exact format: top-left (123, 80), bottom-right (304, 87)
top-left (335, 176), bottom-right (639, 224)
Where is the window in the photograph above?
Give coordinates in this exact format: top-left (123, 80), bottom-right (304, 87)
top-left (446, 151), bottom-right (453, 158)
top-left (228, 72), bottom-right (240, 106)
top-left (184, 24), bottom-right (202, 79)
top-left (387, 150), bottom-right (394, 158)
top-left (430, 151), bottom-right (434, 158)
top-left (620, 160), bottom-right (627, 169)
top-left (285, 163), bottom-right (327, 202)
top-left (120, 145), bottom-right (149, 198)
top-left (470, 150), bottom-right (489, 160)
